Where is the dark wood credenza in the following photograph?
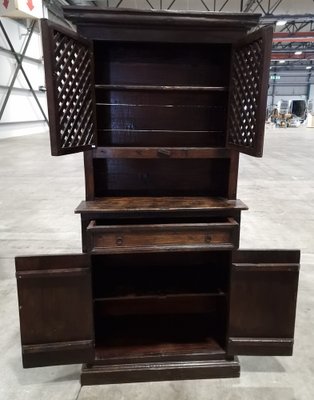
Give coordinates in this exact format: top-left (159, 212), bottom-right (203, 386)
top-left (15, 7), bottom-right (300, 385)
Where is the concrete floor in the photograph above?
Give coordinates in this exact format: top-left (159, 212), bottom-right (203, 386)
top-left (0, 126), bottom-right (314, 399)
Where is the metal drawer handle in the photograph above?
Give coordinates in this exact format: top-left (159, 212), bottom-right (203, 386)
top-left (157, 148), bottom-right (171, 158)
top-left (116, 236), bottom-right (124, 246)
top-left (205, 234), bottom-right (212, 243)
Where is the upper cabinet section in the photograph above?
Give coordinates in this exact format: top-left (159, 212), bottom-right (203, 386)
top-left (42, 9), bottom-right (271, 160)
top-left (41, 20), bottom-right (97, 156)
top-left (226, 26), bottom-right (273, 157)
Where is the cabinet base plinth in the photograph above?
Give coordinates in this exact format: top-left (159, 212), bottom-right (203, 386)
top-left (80, 358), bottom-right (240, 385)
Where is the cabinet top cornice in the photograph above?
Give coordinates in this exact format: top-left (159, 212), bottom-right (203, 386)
top-left (63, 6), bottom-right (260, 31)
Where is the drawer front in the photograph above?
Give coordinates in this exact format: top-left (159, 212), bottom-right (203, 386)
top-left (87, 219), bottom-right (239, 254)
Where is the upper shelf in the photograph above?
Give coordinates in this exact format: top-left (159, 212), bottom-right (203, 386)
top-left (75, 197), bottom-right (248, 216)
top-left (93, 147), bottom-right (231, 159)
top-left (95, 85), bottom-right (228, 92)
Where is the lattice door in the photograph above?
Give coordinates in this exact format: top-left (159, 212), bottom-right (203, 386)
top-left (41, 20), bottom-right (97, 156)
top-left (226, 26), bottom-right (273, 157)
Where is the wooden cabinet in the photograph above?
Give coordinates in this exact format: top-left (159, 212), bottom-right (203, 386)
top-left (15, 8), bottom-right (300, 385)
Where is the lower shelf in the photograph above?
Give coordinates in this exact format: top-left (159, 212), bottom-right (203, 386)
top-left (81, 357), bottom-right (240, 385)
top-left (94, 337), bottom-right (225, 365)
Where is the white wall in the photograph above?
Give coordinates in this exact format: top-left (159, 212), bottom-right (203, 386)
top-left (268, 70), bottom-right (314, 108)
top-left (309, 84), bottom-right (314, 104)
top-left (0, 17), bottom-right (48, 139)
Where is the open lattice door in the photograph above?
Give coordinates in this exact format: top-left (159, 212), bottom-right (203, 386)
top-left (41, 19), bottom-right (97, 156)
top-left (226, 26), bottom-right (273, 157)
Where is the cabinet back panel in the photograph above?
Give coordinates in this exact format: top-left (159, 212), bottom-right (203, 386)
top-left (93, 261), bottom-right (229, 298)
top-left (96, 103), bottom-right (225, 131)
top-left (97, 129), bottom-right (225, 147)
top-left (96, 91), bottom-right (227, 146)
top-left (94, 314), bottom-right (224, 345)
top-left (94, 42), bottom-right (231, 87)
top-left (94, 158), bottom-right (229, 196)
top-left (96, 91), bottom-right (228, 106)
top-left (94, 41), bottom-right (230, 147)
top-left (92, 252), bottom-right (230, 297)
top-left (92, 251), bottom-right (230, 268)
top-left (96, 90), bottom-right (228, 147)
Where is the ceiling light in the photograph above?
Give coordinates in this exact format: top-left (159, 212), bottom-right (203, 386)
top-left (306, 66), bottom-right (312, 70)
top-left (276, 20), bottom-right (287, 26)
top-left (279, 60), bottom-right (285, 63)
top-left (295, 51), bottom-right (302, 55)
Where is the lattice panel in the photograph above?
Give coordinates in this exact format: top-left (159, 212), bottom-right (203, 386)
top-left (227, 37), bottom-right (265, 156)
top-left (53, 30), bottom-right (95, 151)
top-left (42, 20), bottom-right (97, 155)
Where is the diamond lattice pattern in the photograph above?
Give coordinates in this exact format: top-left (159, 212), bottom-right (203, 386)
top-left (228, 39), bottom-right (262, 149)
top-left (53, 30), bottom-right (95, 149)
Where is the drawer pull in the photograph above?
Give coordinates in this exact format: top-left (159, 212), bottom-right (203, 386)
top-left (116, 236), bottom-right (124, 246)
top-left (157, 148), bottom-right (171, 158)
top-left (205, 234), bottom-right (212, 243)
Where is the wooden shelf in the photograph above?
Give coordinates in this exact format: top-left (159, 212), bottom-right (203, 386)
top-left (93, 147), bottom-right (231, 159)
top-left (94, 337), bottom-right (226, 364)
top-left (95, 84), bottom-right (228, 92)
top-left (75, 196), bottom-right (248, 215)
top-left (94, 292), bottom-right (225, 316)
top-left (90, 244), bottom-right (234, 255)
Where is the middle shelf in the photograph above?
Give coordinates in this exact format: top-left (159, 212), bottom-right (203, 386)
top-left (94, 292), bottom-right (225, 316)
top-left (76, 196), bottom-right (248, 216)
top-left (93, 147), bottom-right (232, 159)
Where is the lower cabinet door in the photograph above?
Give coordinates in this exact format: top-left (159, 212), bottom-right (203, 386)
top-left (227, 250), bottom-right (300, 356)
top-left (15, 254), bottom-right (94, 367)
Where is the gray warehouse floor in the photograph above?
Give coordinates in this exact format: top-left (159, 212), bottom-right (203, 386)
top-left (0, 126), bottom-right (314, 399)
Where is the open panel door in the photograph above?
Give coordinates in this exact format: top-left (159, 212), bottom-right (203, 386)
top-left (227, 250), bottom-right (300, 356)
top-left (41, 19), bottom-right (97, 156)
top-left (16, 254), bottom-right (94, 367)
top-left (226, 26), bottom-right (273, 157)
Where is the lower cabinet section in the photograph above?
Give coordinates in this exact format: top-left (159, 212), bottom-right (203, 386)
top-left (15, 249), bottom-right (300, 383)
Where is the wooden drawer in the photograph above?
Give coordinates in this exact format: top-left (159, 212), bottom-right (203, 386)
top-left (87, 218), bottom-right (239, 254)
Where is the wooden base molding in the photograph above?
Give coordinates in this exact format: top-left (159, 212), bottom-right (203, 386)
top-left (81, 358), bottom-right (240, 385)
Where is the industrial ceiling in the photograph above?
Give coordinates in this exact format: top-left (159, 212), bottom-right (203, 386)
top-left (44, 0), bottom-right (314, 106)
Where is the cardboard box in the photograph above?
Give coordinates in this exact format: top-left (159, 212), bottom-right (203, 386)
top-left (0, 0), bottom-right (43, 19)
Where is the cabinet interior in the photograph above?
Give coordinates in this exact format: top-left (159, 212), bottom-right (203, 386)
top-left (94, 41), bottom-right (231, 147)
top-left (91, 41), bottom-right (232, 198)
top-left (90, 40), bottom-right (234, 356)
top-left (91, 252), bottom-right (229, 358)
top-left (94, 158), bottom-right (230, 197)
